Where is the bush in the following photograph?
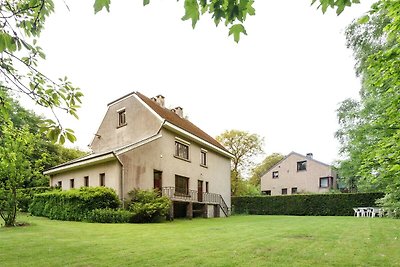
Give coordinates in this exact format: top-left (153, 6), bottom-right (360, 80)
top-left (376, 192), bottom-right (400, 218)
top-left (232, 192), bottom-right (384, 216)
top-left (17, 187), bottom-right (54, 212)
top-left (29, 187), bottom-right (121, 221)
top-left (127, 189), bottom-right (171, 223)
top-left (86, 208), bottom-right (133, 223)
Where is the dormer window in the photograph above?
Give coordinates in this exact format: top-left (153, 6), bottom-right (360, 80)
top-left (117, 108), bottom-right (126, 127)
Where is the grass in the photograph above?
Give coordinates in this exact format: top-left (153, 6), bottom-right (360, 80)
top-left (1, 214), bottom-right (400, 266)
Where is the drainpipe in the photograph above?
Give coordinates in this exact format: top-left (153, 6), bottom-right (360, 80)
top-left (121, 165), bottom-right (125, 209)
top-left (114, 152), bottom-right (125, 209)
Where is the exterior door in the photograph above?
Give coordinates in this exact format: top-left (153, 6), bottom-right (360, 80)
top-left (154, 170), bottom-right (162, 193)
top-left (198, 180), bottom-right (203, 202)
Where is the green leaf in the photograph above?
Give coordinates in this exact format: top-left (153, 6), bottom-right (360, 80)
top-left (0, 33), bottom-right (6, 52)
top-left (182, 0), bottom-right (200, 29)
top-left (66, 132), bottom-right (77, 143)
top-left (143, 0), bottom-right (150, 6)
top-left (59, 134), bottom-right (65, 145)
top-left (247, 0), bottom-right (256, 16)
top-left (93, 0), bottom-right (111, 14)
top-left (229, 24), bottom-right (247, 43)
top-left (357, 15), bottom-right (370, 24)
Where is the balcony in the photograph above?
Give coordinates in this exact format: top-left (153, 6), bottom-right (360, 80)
top-left (161, 186), bottom-right (229, 216)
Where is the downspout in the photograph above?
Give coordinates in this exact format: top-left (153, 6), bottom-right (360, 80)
top-left (113, 152), bottom-right (125, 209)
top-left (121, 165), bottom-right (125, 209)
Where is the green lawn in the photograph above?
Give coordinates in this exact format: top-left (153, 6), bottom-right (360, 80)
top-left (1, 214), bottom-right (400, 266)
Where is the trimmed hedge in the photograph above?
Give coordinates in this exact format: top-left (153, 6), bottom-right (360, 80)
top-left (29, 187), bottom-right (121, 221)
top-left (232, 192), bottom-right (385, 216)
top-left (86, 208), bottom-right (133, 223)
top-left (17, 187), bottom-right (53, 212)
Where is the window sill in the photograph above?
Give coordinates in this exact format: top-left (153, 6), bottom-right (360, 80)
top-left (174, 155), bottom-right (191, 163)
top-left (117, 123), bottom-right (127, 129)
top-left (200, 164), bottom-right (208, 168)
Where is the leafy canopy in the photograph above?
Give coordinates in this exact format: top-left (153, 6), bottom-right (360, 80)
top-left (0, 89), bottom-right (86, 187)
top-left (336, 0), bottom-right (400, 215)
top-left (94, 0), bottom-right (256, 43)
top-left (217, 129), bottom-right (264, 195)
top-left (0, 0), bottom-right (83, 144)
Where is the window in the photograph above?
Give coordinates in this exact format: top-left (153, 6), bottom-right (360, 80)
top-left (297, 160), bottom-right (307, 171)
top-left (118, 109), bottom-right (126, 127)
top-left (70, 179), bottom-right (74, 189)
top-left (84, 176), bottom-right (89, 187)
top-left (205, 181), bottom-right (209, 193)
top-left (57, 181), bottom-right (62, 188)
top-left (175, 175), bottom-right (189, 195)
top-left (262, 190), bottom-right (271, 196)
top-left (175, 141), bottom-right (189, 160)
top-left (200, 150), bottom-right (207, 166)
top-left (282, 188), bottom-right (287, 195)
top-left (272, 171), bottom-right (279, 178)
top-left (320, 177), bottom-right (331, 188)
top-left (100, 173), bottom-right (105, 187)
top-left (291, 187), bottom-right (298, 194)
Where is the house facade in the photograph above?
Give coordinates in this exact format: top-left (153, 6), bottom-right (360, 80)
top-left (44, 92), bottom-right (232, 219)
top-left (260, 152), bottom-right (337, 196)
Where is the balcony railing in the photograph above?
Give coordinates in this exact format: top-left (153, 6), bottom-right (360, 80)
top-left (162, 186), bottom-right (229, 216)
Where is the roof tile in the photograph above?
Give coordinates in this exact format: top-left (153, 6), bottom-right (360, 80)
top-left (136, 92), bottom-right (228, 152)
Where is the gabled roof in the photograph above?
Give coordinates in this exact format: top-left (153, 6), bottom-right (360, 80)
top-left (135, 92), bottom-right (229, 153)
top-left (261, 151), bottom-right (332, 177)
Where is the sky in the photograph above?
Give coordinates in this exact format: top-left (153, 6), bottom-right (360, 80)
top-left (23, 0), bottom-right (374, 166)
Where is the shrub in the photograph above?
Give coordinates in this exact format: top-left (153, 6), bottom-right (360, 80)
top-left (232, 192), bottom-right (385, 216)
top-left (17, 187), bottom-right (54, 212)
top-left (86, 208), bottom-right (133, 223)
top-left (376, 192), bottom-right (400, 218)
top-left (127, 189), bottom-right (171, 223)
top-left (29, 187), bottom-right (121, 221)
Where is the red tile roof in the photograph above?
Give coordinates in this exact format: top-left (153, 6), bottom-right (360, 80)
top-left (136, 92), bottom-right (228, 153)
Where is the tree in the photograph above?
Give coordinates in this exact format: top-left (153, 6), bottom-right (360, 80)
top-left (0, 0), bottom-right (83, 143)
top-left (216, 129), bottom-right (264, 196)
top-left (0, 121), bottom-right (36, 226)
top-left (0, 89), bottom-right (86, 187)
top-left (336, 1), bottom-right (400, 215)
top-left (249, 153), bottom-right (284, 187)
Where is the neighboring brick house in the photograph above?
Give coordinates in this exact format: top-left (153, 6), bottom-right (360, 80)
top-left (44, 92), bottom-right (232, 219)
top-left (260, 152), bottom-right (337, 196)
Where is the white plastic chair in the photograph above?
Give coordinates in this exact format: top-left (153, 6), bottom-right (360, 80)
top-left (359, 208), bottom-right (366, 217)
top-left (353, 208), bottom-right (361, 217)
top-left (371, 207), bottom-right (380, 218)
